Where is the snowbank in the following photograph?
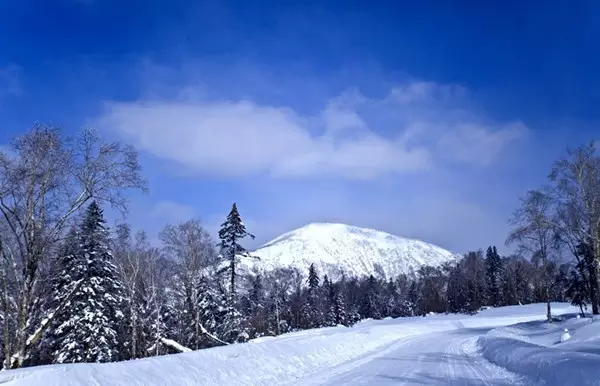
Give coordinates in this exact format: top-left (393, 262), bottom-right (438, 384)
top-left (479, 313), bottom-right (600, 385)
top-left (0, 303), bottom-right (579, 386)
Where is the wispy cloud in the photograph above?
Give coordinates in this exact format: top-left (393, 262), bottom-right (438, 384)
top-left (96, 81), bottom-right (527, 180)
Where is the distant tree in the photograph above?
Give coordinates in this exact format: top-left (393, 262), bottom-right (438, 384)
top-left (447, 263), bottom-right (468, 313)
top-left (507, 189), bottom-right (556, 323)
top-left (566, 270), bottom-right (588, 317)
top-left (549, 141), bottom-right (600, 314)
top-left (246, 273), bottom-right (267, 337)
top-left (301, 264), bottom-right (323, 328)
top-left (218, 203), bottom-right (255, 305)
top-left (418, 266), bottom-right (447, 314)
top-left (360, 275), bottom-right (381, 319)
top-left (485, 246), bottom-right (503, 307)
top-left (160, 220), bottom-right (220, 348)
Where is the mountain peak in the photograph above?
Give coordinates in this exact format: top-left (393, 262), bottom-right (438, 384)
top-left (243, 222), bottom-right (458, 280)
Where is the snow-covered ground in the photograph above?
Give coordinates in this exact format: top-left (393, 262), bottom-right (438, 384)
top-left (480, 311), bottom-right (600, 385)
top-left (1, 303), bottom-right (597, 386)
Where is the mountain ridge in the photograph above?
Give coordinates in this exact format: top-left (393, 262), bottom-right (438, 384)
top-left (239, 222), bottom-right (459, 280)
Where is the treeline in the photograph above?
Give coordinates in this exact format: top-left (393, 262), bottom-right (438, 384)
top-left (16, 204), bottom-right (585, 368)
top-left (0, 125), bottom-right (598, 371)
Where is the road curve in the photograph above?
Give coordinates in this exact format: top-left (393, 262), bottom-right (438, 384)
top-left (295, 328), bottom-right (526, 386)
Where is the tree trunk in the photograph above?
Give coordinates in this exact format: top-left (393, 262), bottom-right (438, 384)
top-left (230, 236), bottom-right (236, 305)
top-left (587, 258), bottom-right (599, 314)
top-left (131, 306), bottom-right (138, 358)
top-left (11, 268), bottom-right (36, 368)
top-left (546, 273), bottom-right (552, 323)
top-left (7, 278), bottom-right (84, 369)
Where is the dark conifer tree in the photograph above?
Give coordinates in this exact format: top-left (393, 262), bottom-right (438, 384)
top-left (485, 246), bottom-right (503, 307)
top-left (217, 203), bottom-right (254, 343)
top-left (301, 263), bottom-right (323, 328)
top-left (51, 201), bottom-right (124, 363)
top-left (360, 275), bottom-right (381, 319)
top-left (218, 203), bottom-right (255, 303)
top-left (566, 270), bottom-right (588, 317)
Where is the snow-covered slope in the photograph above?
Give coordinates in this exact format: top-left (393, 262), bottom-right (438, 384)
top-left (0, 303), bottom-right (583, 386)
top-left (240, 223), bottom-right (459, 279)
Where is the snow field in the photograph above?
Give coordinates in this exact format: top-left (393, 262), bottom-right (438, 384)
top-left (0, 303), bottom-right (582, 386)
top-left (479, 312), bottom-right (600, 385)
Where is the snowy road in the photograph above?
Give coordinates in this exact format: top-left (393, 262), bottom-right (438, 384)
top-left (297, 328), bottom-right (525, 386)
top-left (2, 304), bottom-right (590, 386)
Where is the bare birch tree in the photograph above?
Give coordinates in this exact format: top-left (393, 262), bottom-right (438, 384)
top-left (159, 219), bottom-right (220, 349)
top-left (0, 124), bottom-right (146, 368)
top-left (506, 189), bottom-right (556, 323)
top-left (548, 141), bottom-right (600, 314)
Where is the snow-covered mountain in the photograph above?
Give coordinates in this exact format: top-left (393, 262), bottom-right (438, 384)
top-left (239, 223), bottom-right (459, 280)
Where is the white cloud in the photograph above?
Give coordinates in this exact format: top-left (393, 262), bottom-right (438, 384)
top-left (437, 122), bottom-right (528, 166)
top-left (96, 81), bottom-right (527, 180)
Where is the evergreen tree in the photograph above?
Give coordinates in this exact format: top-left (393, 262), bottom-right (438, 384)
top-left (575, 242), bottom-right (597, 313)
top-left (407, 280), bottom-right (421, 316)
top-left (323, 276), bottom-right (348, 326)
top-left (360, 275), bottom-right (381, 319)
top-left (566, 270), bottom-right (588, 317)
top-left (447, 263), bottom-right (468, 313)
top-left (308, 263), bottom-right (320, 290)
top-left (217, 203), bottom-right (254, 343)
top-left (332, 288), bottom-right (349, 326)
top-left (485, 246), bottom-right (503, 307)
top-left (246, 274), bottom-right (267, 337)
top-left (196, 276), bottom-right (228, 347)
top-left (301, 264), bottom-right (323, 328)
top-left (266, 291), bottom-right (291, 336)
top-left (52, 201), bottom-right (124, 363)
top-left (46, 227), bottom-right (81, 361)
top-left (218, 203), bottom-right (255, 302)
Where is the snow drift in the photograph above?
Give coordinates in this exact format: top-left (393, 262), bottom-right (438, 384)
top-left (479, 313), bottom-right (600, 385)
top-left (0, 303), bottom-right (579, 386)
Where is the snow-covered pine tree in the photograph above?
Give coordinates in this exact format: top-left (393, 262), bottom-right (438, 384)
top-left (360, 275), bottom-right (381, 319)
top-left (321, 274), bottom-right (331, 322)
top-left (485, 246), bottom-right (503, 307)
top-left (45, 226), bottom-right (81, 362)
top-left (196, 276), bottom-right (228, 348)
top-left (217, 203), bottom-right (253, 343)
top-left (407, 280), bottom-right (421, 316)
top-left (246, 273), bottom-right (267, 338)
top-left (382, 279), bottom-right (401, 318)
top-left (575, 241), bottom-right (597, 313)
top-left (447, 263), bottom-right (469, 313)
top-left (52, 201), bottom-right (125, 364)
top-left (326, 280), bottom-right (349, 326)
top-left (323, 276), bottom-right (336, 327)
top-left (266, 291), bottom-right (290, 336)
top-left (301, 263), bottom-right (324, 328)
top-left (308, 263), bottom-right (320, 290)
top-left (218, 203), bottom-right (255, 302)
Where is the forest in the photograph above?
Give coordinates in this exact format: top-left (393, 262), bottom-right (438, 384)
top-left (0, 125), bottom-right (598, 369)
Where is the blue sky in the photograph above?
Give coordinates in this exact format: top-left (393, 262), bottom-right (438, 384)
top-left (1, 0), bottom-right (599, 254)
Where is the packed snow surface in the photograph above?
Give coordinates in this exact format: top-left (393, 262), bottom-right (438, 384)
top-left (241, 223), bottom-right (459, 279)
top-left (3, 303), bottom-right (598, 386)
